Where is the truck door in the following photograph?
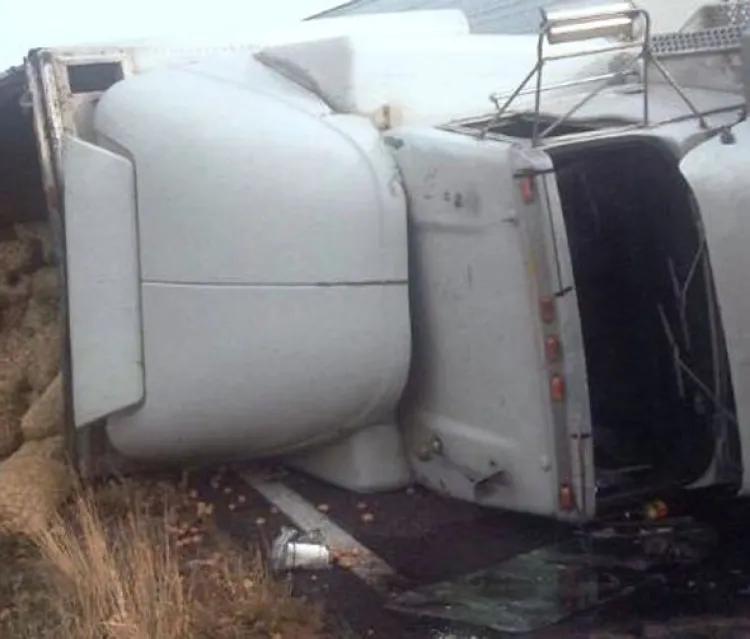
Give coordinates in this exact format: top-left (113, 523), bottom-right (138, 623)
top-left (511, 146), bottom-right (596, 520)
top-left (391, 129), bottom-right (595, 521)
top-left (679, 120), bottom-right (750, 494)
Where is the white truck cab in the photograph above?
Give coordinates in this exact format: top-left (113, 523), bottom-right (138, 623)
top-left (1, 2), bottom-right (749, 522)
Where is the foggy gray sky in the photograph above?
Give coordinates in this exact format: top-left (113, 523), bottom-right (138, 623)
top-left (1, 0), bottom-right (714, 71)
top-left (1, 0), bottom-right (339, 69)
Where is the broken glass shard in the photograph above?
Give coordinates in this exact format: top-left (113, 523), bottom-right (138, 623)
top-left (387, 538), bottom-right (653, 634)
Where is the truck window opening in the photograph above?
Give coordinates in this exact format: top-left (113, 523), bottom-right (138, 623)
top-left (67, 62), bottom-right (124, 95)
top-left (464, 113), bottom-right (634, 139)
top-left (0, 83), bottom-right (46, 227)
top-left (549, 139), bottom-right (739, 504)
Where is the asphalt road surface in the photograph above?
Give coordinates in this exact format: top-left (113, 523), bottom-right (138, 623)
top-left (192, 464), bottom-right (750, 639)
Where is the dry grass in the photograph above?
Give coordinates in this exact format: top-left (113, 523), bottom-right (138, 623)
top-left (0, 477), bottom-right (328, 639)
top-left (0, 220), bottom-right (330, 638)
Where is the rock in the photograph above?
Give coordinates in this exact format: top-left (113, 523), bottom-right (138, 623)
top-left (20, 374), bottom-right (63, 441)
top-left (0, 435), bottom-right (72, 535)
top-left (0, 239), bottom-right (38, 284)
top-left (0, 370), bottom-right (28, 459)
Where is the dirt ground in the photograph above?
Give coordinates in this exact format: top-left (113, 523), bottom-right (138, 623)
top-left (201, 466), bottom-right (750, 639)
top-left (7, 461), bottom-right (750, 639)
top-left (0, 471), bottom-right (332, 639)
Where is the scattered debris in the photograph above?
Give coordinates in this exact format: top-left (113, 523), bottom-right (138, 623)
top-left (332, 548), bottom-right (362, 569)
top-left (590, 616), bottom-right (750, 639)
top-left (196, 501), bottom-right (214, 518)
top-left (334, 554), bottom-right (357, 569)
top-left (388, 515), bottom-right (719, 635)
top-left (644, 499), bottom-right (669, 521)
top-left (579, 516), bottom-right (717, 565)
top-left (271, 527), bottom-right (333, 572)
top-left (2, 476), bottom-right (329, 639)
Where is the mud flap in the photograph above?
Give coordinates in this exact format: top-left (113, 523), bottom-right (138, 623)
top-left (62, 135), bottom-right (144, 427)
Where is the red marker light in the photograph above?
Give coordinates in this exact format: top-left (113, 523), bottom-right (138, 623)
top-left (645, 499), bottom-right (669, 520)
top-left (520, 176), bottom-right (535, 204)
top-left (540, 298), bottom-right (555, 324)
top-left (545, 335), bottom-right (561, 363)
top-left (550, 374), bottom-right (566, 402)
top-left (559, 483), bottom-right (574, 511)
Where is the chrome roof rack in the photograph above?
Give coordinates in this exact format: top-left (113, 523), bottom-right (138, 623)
top-left (482, 2), bottom-right (716, 146)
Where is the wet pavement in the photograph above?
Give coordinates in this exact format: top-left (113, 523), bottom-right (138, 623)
top-left (190, 465), bottom-right (750, 639)
top-left (281, 471), bottom-right (570, 585)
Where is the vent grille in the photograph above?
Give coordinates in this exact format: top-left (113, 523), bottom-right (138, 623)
top-left (651, 1), bottom-right (750, 57)
top-left (704, 1), bottom-right (750, 27)
top-left (652, 25), bottom-right (743, 56)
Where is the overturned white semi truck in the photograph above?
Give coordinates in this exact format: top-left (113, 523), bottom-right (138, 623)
top-left (0, 1), bottom-right (748, 523)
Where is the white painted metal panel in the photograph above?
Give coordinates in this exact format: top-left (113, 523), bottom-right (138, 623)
top-left (256, 33), bottom-right (623, 126)
top-left (106, 282), bottom-right (410, 460)
top-left (94, 65), bottom-right (407, 286)
top-left (63, 135), bottom-right (144, 426)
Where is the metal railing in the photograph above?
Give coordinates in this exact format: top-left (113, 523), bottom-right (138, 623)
top-left (481, 3), bottom-right (713, 145)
